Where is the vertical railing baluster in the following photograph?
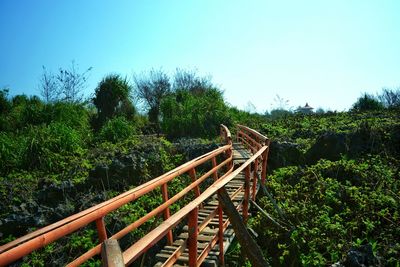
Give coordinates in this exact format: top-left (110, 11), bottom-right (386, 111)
top-left (188, 207), bottom-right (198, 267)
top-left (252, 158), bottom-right (258, 201)
top-left (161, 183), bottom-right (173, 245)
top-left (217, 192), bottom-right (225, 266)
top-left (95, 217), bottom-right (107, 243)
top-left (212, 157), bottom-right (225, 265)
top-left (211, 157), bottom-right (219, 181)
top-left (189, 168), bottom-right (202, 209)
top-left (243, 166), bottom-right (251, 224)
top-left (261, 148), bottom-right (268, 184)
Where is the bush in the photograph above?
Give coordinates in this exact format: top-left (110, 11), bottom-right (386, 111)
top-left (98, 117), bottom-right (136, 143)
top-left (161, 88), bottom-right (230, 138)
top-left (0, 88), bottom-right (11, 114)
top-left (0, 132), bottom-right (27, 175)
top-left (351, 93), bottom-right (384, 112)
top-left (24, 122), bottom-right (83, 172)
top-left (43, 101), bottom-right (92, 143)
top-left (252, 157), bottom-right (400, 266)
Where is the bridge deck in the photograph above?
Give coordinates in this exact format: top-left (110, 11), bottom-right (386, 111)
top-left (154, 143), bottom-right (258, 267)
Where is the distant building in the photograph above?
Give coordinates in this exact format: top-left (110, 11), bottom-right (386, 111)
top-left (296, 103), bottom-right (314, 114)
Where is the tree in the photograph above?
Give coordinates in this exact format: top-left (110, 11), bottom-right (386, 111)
top-left (0, 88), bottom-right (11, 114)
top-left (269, 108), bottom-right (292, 119)
top-left (93, 74), bottom-right (134, 128)
top-left (39, 61), bottom-right (92, 103)
top-left (378, 87), bottom-right (400, 109)
top-left (173, 68), bottom-right (212, 94)
top-left (57, 61), bottom-right (92, 103)
top-left (160, 87), bottom-right (230, 138)
top-left (134, 69), bottom-right (171, 129)
top-left (351, 93), bottom-right (384, 112)
top-left (39, 66), bottom-right (59, 102)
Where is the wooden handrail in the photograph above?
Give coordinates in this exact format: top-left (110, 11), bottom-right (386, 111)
top-left (237, 124), bottom-right (268, 144)
top-left (220, 124), bottom-right (232, 145)
top-left (0, 144), bottom-right (230, 254)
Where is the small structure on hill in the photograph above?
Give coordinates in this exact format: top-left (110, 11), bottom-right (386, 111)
top-left (296, 103), bottom-right (314, 114)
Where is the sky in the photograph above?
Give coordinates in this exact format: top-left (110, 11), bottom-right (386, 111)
top-left (1, 1), bottom-right (399, 112)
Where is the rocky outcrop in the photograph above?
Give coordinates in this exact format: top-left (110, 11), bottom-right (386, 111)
top-left (305, 132), bottom-right (349, 165)
top-left (267, 141), bottom-right (304, 171)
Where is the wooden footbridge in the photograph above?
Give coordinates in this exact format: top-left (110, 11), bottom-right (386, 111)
top-left (0, 124), bottom-right (270, 266)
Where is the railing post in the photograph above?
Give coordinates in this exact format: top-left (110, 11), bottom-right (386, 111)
top-left (217, 192), bottom-right (225, 266)
top-left (261, 148), bottom-right (268, 185)
top-left (212, 158), bottom-right (225, 265)
top-left (211, 157), bottom-right (219, 181)
top-left (243, 166), bottom-right (251, 224)
top-left (227, 137), bottom-right (233, 170)
top-left (161, 183), bottom-right (173, 245)
top-left (95, 217), bottom-right (107, 243)
top-left (188, 207), bottom-right (198, 267)
top-left (252, 159), bottom-right (258, 201)
top-left (189, 168), bottom-right (202, 209)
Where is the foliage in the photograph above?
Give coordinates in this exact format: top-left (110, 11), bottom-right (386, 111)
top-left (134, 69), bottom-right (171, 128)
top-left (269, 108), bottom-right (293, 120)
top-left (98, 116), bottom-right (136, 143)
top-left (173, 68), bottom-right (213, 94)
top-left (0, 88), bottom-right (11, 114)
top-left (378, 87), bottom-right (400, 109)
top-left (93, 74), bottom-right (134, 129)
top-left (160, 87), bottom-right (230, 138)
top-left (43, 101), bottom-right (91, 139)
top-left (249, 109), bottom-right (400, 265)
top-left (39, 61), bottom-right (92, 103)
top-left (0, 132), bottom-right (27, 174)
top-left (351, 93), bottom-right (384, 112)
top-left (252, 156), bottom-right (399, 266)
top-left (23, 122), bottom-right (84, 172)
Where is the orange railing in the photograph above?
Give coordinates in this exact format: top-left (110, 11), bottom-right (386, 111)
top-left (0, 124), bottom-right (269, 266)
top-left (237, 124), bottom-right (270, 185)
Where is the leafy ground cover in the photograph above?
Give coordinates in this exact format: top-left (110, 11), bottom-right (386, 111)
top-left (243, 110), bottom-right (400, 266)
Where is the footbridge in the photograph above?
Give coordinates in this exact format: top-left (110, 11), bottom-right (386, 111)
top-left (0, 124), bottom-right (270, 266)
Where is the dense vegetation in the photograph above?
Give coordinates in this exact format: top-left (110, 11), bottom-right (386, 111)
top-left (0, 70), bottom-right (399, 266)
top-left (0, 69), bottom-right (238, 266)
top-left (247, 110), bottom-right (400, 266)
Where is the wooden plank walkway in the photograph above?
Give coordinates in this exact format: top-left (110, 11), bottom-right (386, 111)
top-left (154, 143), bottom-right (258, 267)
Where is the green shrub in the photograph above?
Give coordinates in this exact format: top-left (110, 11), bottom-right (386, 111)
top-left (351, 93), bottom-right (384, 112)
top-left (24, 122), bottom-right (83, 171)
top-left (0, 133), bottom-right (27, 174)
top-left (161, 88), bottom-right (230, 138)
top-left (98, 117), bottom-right (136, 143)
top-left (252, 156), bottom-right (400, 265)
top-left (43, 101), bottom-right (92, 143)
top-left (44, 102), bottom-right (89, 129)
top-left (0, 88), bottom-right (11, 114)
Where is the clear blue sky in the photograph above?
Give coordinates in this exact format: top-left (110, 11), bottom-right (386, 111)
top-left (1, 1), bottom-right (399, 112)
